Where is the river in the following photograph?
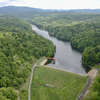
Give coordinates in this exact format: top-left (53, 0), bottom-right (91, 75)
top-left (32, 25), bottom-right (89, 75)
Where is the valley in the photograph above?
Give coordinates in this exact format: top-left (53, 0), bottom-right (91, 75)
top-left (0, 6), bottom-right (100, 100)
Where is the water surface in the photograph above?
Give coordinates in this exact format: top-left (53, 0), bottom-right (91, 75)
top-left (32, 25), bottom-right (88, 75)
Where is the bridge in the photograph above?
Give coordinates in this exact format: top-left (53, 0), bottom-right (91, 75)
top-left (45, 57), bottom-right (55, 63)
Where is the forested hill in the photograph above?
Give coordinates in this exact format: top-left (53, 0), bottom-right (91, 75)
top-left (0, 6), bottom-right (100, 15)
top-left (65, 9), bottom-right (100, 13)
top-left (0, 6), bottom-right (44, 14)
top-left (0, 16), bottom-right (55, 100)
top-left (45, 22), bottom-right (100, 41)
top-left (30, 12), bottom-right (100, 27)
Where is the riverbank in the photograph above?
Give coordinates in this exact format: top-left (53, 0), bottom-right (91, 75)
top-left (38, 57), bottom-right (86, 76)
top-left (45, 65), bottom-right (85, 76)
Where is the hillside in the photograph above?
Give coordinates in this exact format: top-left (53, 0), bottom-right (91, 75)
top-left (0, 16), bottom-right (55, 100)
top-left (0, 6), bottom-right (100, 15)
top-left (0, 6), bottom-right (44, 14)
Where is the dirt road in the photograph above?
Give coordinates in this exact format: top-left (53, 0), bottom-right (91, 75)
top-left (28, 64), bottom-right (37, 100)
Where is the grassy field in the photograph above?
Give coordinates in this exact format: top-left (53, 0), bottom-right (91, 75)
top-left (31, 66), bottom-right (88, 100)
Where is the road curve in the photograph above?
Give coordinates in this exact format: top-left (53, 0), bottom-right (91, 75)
top-left (28, 64), bottom-right (37, 100)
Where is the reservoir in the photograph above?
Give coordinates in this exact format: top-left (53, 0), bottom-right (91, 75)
top-left (32, 25), bottom-right (88, 75)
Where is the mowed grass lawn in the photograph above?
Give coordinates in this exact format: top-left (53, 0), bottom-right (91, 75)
top-left (31, 66), bottom-right (88, 100)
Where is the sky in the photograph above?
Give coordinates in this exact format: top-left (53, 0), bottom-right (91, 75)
top-left (0, 0), bottom-right (100, 10)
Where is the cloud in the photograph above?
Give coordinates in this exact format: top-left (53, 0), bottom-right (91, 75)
top-left (8, 0), bottom-right (17, 1)
top-left (22, 0), bottom-right (100, 9)
top-left (0, 0), bottom-right (100, 9)
top-left (0, 0), bottom-right (24, 7)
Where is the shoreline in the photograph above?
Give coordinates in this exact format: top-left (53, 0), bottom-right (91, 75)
top-left (44, 65), bottom-right (86, 76)
top-left (39, 57), bottom-right (95, 77)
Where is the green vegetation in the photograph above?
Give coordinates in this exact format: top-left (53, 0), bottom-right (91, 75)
top-left (71, 28), bottom-right (100, 50)
top-left (37, 57), bottom-right (45, 65)
top-left (83, 71), bottom-right (100, 100)
top-left (82, 45), bottom-right (100, 66)
top-left (30, 13), bottom-right (100, 28)
top-left (94, 65), bottom-right (100, 69)
top-left (31, 66), bottom-right (88, 100)
top-left (0, 87), bottom-right (17, 100)
top-left (0, 16), bottom-right (55, 100)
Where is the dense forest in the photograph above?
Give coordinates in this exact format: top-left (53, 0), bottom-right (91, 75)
top-left (0, 16), bottom-right (55, 100)
top-left (30, 13), bottom-right (100, 27)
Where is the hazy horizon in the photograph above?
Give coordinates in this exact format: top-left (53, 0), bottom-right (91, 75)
top-left (0, 0), bottom-right (100, 10)
top-left (1, 5), bottom-right (100, 11)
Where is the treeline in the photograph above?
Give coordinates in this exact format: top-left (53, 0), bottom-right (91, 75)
top-left (30, 12), bottom-right (100, 28)
top-left (0, 16), bottom-right (31, 30)
top-left (47, 22), bottom-right (100, 41)
top-left (0, 16), bottom-right (55, 100)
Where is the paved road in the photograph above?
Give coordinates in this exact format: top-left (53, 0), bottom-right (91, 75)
top-left (28, 64), bottom-right (37, 100)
